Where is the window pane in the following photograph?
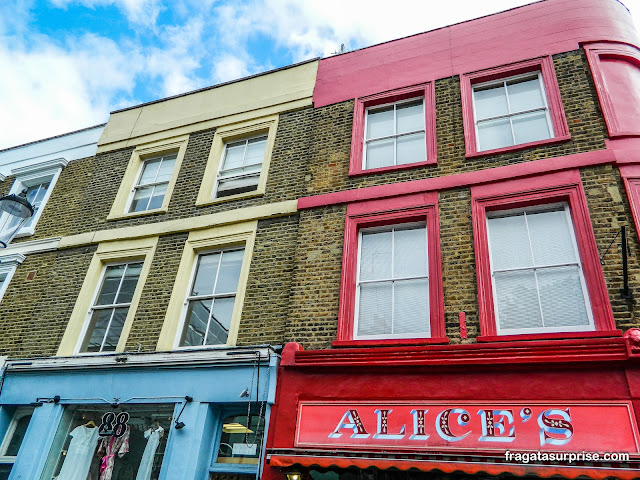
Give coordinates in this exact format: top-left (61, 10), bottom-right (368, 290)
top-left (155, 156), bottom-right (176, 183)
top-left (507, 77), bottom-right (545, 113)
top-left (191, 253), bottom-right (220, 296)
top-left (360, 230), bottom-right (392, 281)
top-left (139, 158), bottom-right (162, 184)
top-left (214, 250), bottom-right (243, 294)
top-left (396, 101), bottom-right (423, 134)
top-left (129, 186), bottom-right (152, 212)
top-left (474, 84), bottom-right (508, 120)
top-left (358, 282), bottom-right (392, 336)
top-left (365, 138), bottom-right (394, 169)
top-left (244, 137), bottom-right (267, 166)
top-left (537, 266), bottom-right (590, 328)
top-left (217, 414), bottom-right (264, 464)
top-left (487, 214), bottom-right (533, 270)
top-left (86, 309), bottom-right (112, 352)
top-left (147, 183), bottom-right (167, 210)
top-left (393, 278), bottom-right (429, 334)
top-left (494, 270), bottom-right (543, 330)
top-left (526, 208), bottom-right (576, 266)
top-left (0, 465), bottom-right (11, 480)
top-left (4, 413), bottom-right (32, 456)
top-left (512, 111), bottom-right (551, 145)
top-left (477, 118), bottom-right (513, 151)
top-left (183, 299), bottom-right (213, 346)
top-left (366, 106), bottom-right (394, 139)
top-left (44, 405), bottom-right (172, 480)
top-left (0, 272), bottom-right (6, 286)
top-left (97, 265), bottom-right (126, 305)
top-left (222, 142), bottom-right (246, 171)
top-left (217, 175), bottom-right (259, 197)
top-left (396, 132), bottom-right (426, 165)
top-left (393, 227), bottom-right (427, 278)
top-left (207, 297), bottom-right (235, 345)
top-left (102, 307), bottom-right (128, 352)
top-left (115, 263), bottom-right (143, 304)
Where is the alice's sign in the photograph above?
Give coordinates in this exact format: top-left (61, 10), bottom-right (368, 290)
top-left (295, 402), bottom-right (640, 453)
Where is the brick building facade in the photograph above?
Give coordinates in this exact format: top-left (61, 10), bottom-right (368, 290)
top-left (0, 0), bottom-right (640, 479)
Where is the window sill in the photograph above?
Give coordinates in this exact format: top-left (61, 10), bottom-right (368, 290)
top-left (466, 134), bottom-right (571, 159)
top-left (14, 228), bottom-right (35, 238)
top-left (477, 329), bottom-right (622, 343)
top-left (195, 189), bottom-right (264, 207)
top-left (333, 337), bottom-right (449, 348)
top-left (106, 207), bottom-right (168, 221)
top-left (349, 158), bottom-right (437, 177)
top-left (209, 463), bottom-right (258, 474)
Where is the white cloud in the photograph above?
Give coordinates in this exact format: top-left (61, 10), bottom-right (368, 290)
top-left (212, 54), bottom-right (250, 83)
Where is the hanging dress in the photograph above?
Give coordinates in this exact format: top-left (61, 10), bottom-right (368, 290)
top-left (135, 426), bottom-right (164, 480)
top-left (97, 426), bottom-right (130, 480)
top-left (56, 425), bottom-right (100, 480)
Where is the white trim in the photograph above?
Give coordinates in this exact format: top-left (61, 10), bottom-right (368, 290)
top-left (6, 346), bottom-right (277, 371)
top-left (10, 158), bottom-right (68, 177)
top-left (1, 237), bottom-right (60, 256)
top-left (4, 158), bottom-right (68, 237)
top-left (471, 71), bottom-right (553, 151)
top-left (353, 223), bottom-right (430, 340)
top-left (363, 97), bottom-right (426, 170)
top-left (0, 254), bottom-right (25, 303)
top-left (486, 203), bottom-right (595, 335)
top-left (0, 174), bottom-right (5, 182)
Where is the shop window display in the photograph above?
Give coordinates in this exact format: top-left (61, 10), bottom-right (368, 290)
top-left (215, 414), bottom-right (264, 465)
top-left (41, 405), bottom-right (173, 480)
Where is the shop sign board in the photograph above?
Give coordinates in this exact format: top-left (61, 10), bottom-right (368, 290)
top-left (295, 402), bottom-right (640, 453)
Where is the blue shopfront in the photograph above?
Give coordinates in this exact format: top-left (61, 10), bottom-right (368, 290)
top-left (0, 346), bottom-right (278, 480)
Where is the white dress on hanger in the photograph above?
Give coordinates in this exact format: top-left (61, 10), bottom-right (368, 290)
top-left (135, 426), bottom-right (164, 480)
top-left (56, 425), bottom-right (100, 480)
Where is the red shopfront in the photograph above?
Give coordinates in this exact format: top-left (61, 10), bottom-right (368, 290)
top-left (263, 334), bottom-right (640, 480)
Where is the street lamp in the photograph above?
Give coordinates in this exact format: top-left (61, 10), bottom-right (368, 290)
top-left (0, 190), bottom-right (34, 248)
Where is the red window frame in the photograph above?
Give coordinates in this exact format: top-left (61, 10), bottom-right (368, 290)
top-left (334, 192), bottom-right (446, 347)
top-left (349, 83), bottom-right (437, 176)
top-left (620, 165), bottom-right (640, 235)
top-left (460, 56), bottom-right (570, 158)
top-left (471, 169), bottom-right (615, 341)
top-left (584, 42), bottom-right (640, 138)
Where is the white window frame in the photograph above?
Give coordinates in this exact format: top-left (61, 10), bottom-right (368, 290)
top-left (353, 222), bottom-right (430, 340)
top-left (214, 135), bottom-right (268, 199)
top-left (177, 247), bottom-right (244, 349)
top-left (3, 158), bottom-right (67, 237)
top-left (362, 97), bottom-right (426, 169)
top-left (75, 260), bottom-right (144, 354)
top-left (485, 203), bottom-right (595, 335)
top-left (471, 72), bottom-right (554, 151)
top-left (126, 152), bottom-right (178, 213)
top-left (0, 406), bottom-right (34, 466)
top-left (0, 254), bottom-right (25, 303)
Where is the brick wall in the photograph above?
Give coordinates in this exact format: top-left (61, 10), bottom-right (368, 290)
top-left (13, 106), bottom-right (313, 242)
top-left (0, 245), bottom-right (96, 357)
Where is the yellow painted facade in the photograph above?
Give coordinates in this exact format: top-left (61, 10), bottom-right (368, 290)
top-left (97, 60), bottom-right (318, 153)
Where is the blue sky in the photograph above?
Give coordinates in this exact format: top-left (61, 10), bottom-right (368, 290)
top-left (0, 0), bottom-right (639, 150)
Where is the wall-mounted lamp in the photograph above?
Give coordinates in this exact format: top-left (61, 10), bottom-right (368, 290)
top-left (174, 395), bottom-right (193, 430)
top-left (0, 190), bottom-right (33, 248)
top-left (286, 471), bottom-right (303, 480)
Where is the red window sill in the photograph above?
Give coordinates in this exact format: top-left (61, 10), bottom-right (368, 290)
top-left (333, 337), bottom-right (450, 348)
top-left (466, 134), bottom-right (571, 159)
top-left (477, 330), bottom-right (622, 343)
top-left (349, 158), bottom-right (437, 177)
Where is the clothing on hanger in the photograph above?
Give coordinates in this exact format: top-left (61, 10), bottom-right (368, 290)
top-left (97, 426), bottom-right (130, 480)
top-left (56, 425), bottom-right (100, 480)
top-left (135, 426), bottom-right (164, 480)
